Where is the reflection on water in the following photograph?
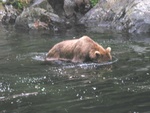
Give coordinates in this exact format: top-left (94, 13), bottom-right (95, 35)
top-left (0, 26), bottom-right (150, 113)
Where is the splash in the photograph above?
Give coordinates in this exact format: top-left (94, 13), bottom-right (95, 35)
top-left (63, 56), bottom-right (118, 69)
top-left (31, 52), bottom-right (46, 61)
top-left (20, 52), bottom-right (118, 69)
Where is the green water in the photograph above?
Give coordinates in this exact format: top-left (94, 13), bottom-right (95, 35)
top-left (0, 25), bottom-right (150, 113)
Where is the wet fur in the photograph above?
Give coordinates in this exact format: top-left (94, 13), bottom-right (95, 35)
top-left (46, 36), bottom-right (112, 63)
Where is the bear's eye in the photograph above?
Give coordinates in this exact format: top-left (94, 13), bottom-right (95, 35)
top-left (96, 54), bottom-right (103, 59)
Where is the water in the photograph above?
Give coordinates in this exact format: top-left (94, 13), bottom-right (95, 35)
top-left (0, 25), bottom-right (150, 113)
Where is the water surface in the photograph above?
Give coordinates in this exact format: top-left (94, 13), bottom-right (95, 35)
top-left (0, 25), bottom-right (150, 113)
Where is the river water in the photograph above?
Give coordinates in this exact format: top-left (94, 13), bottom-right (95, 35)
top-left (0, 25), bottom-right (150, 113)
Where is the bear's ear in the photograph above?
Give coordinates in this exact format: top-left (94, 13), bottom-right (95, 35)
top-left (95, 51), bottom-right (101, 57)
top-left (106, 47), bottom-right (111, 53)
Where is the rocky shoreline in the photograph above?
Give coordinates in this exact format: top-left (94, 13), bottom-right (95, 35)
top-left (80, 0), bottom-right (150, 34)
top-left (1, 0), bottom-right (150, 34)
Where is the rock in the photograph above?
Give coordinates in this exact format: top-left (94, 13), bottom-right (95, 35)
top-left (1, 0), bottom-right (90, 32)
top-left (15, 7), bottom-right (65, 31)
top-left (31, 0), bottom-right (54, 13)
top-left (64, 0), bottom-right (92, 18)
top-left (0, 3), bottom-right (5, 21)
top-left (2, 0), bottom-right (150, 34)
top-left (1, 4), bottom-right (18, 25)
top-left (47, 0), bottom-right (64, 17)
top-left (80, 0), bottom-right (150, 34)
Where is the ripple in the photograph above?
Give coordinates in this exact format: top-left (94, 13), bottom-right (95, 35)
top-left (0, 92), bottom-right (38, 101)
top-left (17, 53), bottom-right (118, 69)
top-left (16, 52), bottom-right (46, 61)
top-left (63, 56), bottom-right (118, 69)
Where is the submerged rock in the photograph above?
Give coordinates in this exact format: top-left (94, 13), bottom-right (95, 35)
top-left (80, 0), bottom-right (150, 34)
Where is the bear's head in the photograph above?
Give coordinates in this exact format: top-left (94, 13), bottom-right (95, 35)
top-left (90, 47), bottom-right (112, 63)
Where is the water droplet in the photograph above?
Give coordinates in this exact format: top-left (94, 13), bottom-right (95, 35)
top-left (92, 87), bottom-right (96, 90)
top-left (52, 82), bottom-right (54, 85)
top-left (88, 81), bottom-right (91, 83)
top-left (80, 96), bottom-right (83, 100)
top-left (69, 76), bottom-right (73, 79)
top-left (16, 99), bottom-right (21, 103)
top-left (103, 77), bottom-right (106, 80)
top-left (41, 87), bottom-right (45, 91)
top-left (35, 85), bottom-right (38, 89)
top-left (81, 75), bottom-right (85, 77)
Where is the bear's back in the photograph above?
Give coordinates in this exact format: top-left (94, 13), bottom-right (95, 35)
top-left (79, 36), bottom-right (104, 50)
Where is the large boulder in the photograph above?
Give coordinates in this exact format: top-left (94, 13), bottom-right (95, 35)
top-left (47, 0), bottom-right (64, 17)
top-left (31, 0), bottom-right (54, 13)
top-left (47, 0), bottom-right (92, 27)
top-left (1, 0), bottom-right (91, 32)
top-left (1, 4), bottom-right (18, 25)
top-left (80, 0), bottom-right (150, 33)
top-left (15, 7), bottom-right (65, 31)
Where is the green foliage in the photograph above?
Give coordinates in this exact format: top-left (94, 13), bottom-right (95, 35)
top-left (90, 0), bottom-right (99, 6)
top-left (2, 0), bottom-right (29, 10)
top-left (14, 0), bottom-right (24, 10)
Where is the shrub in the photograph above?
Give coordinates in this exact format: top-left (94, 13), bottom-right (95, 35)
top-left (90, 0), bottom-right (99, 6)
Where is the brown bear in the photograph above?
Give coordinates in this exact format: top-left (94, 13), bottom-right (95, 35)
top-left (46, 36), bottom-right (112, 63)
